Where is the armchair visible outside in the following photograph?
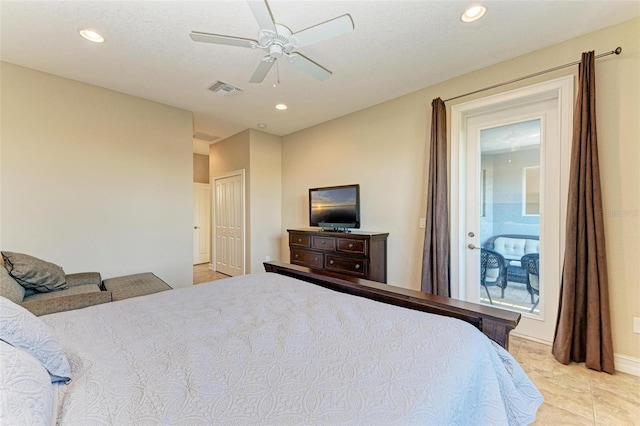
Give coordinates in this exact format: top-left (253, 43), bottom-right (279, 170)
top-left (480, 248), bottom-right (508, 305)
top-left (521, 253), bottom-right (540, 313)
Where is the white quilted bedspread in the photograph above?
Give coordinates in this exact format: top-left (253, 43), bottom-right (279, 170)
top-left (42, 273), bottom-right (542, 425)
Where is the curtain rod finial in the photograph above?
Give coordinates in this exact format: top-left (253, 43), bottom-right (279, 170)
top-left (614, 47), bottom-right (622, 55)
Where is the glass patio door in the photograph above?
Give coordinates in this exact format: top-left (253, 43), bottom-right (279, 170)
top-left (476, 119), bottom-right (542, 314)
top-left (452, 78), bottom-right (573, 343)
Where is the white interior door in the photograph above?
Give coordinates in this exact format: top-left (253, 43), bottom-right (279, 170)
top-left (193, 183), bottom-right (211, 265)
top-left (451, 77), bottom-right (573, 343)
top-left (214, 172), bottom-right (245, 276)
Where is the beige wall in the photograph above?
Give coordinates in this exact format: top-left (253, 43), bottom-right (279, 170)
top-left (193, 153), bottom-right (209, 183)
top-left (209, 129), bottom-right (282, 274)
top-left (282, 18), bottom-right (639, 360)
top-left (209, 130), bottom-right (250, 177)
top-left (249, 129), bottom-right (282, 273)
top-left (209, 130), bottom-right (251, 272)
top-left (0, 62), bottom-right (193, 288)
top-left (281, 94), bottom-right (427, 287)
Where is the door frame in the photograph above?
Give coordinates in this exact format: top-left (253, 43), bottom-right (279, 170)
top-left (450, 77), bottom-right (573, 341)
top-left (211, 169), bottom-right (246, 275)
top-left (193, 182), bottom-right (211, 266)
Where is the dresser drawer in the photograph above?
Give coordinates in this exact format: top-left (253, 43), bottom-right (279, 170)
top-left (311, 236), bottom-right (336, 251)
top-left (291, 249), bottom-right (323, 268)
top-left (287, 229), bottom-right (387, 283)
top-left (325, 255), bottom-right (367, 278)
top-left (289, 233), bottom-right (311, 248)
top-left (337, 238), bottom-right (367, 255)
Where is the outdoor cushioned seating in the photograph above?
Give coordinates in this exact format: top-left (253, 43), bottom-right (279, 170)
top-left (1, 252), bottom-right (111, 316)
top-left (483, 234), bottom-right (539, 283)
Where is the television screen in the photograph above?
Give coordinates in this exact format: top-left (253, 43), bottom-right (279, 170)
top-left (309, 184), bottom-right (360, 229)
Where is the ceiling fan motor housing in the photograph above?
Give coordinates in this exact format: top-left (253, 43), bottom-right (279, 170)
top-left (259, 23), bottom-right (296, 59)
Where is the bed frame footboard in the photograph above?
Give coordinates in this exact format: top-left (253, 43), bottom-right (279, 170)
top-left (264, 261), bottom-right (520, 350)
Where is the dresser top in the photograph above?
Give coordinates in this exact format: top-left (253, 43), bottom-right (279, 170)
top-left (288, 228), bottom-right (389, 237)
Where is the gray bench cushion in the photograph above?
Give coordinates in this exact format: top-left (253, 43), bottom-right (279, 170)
top-left (102, 273), bottom-right (172, 301)
top-left (20, 284), bottom-right (112, 316)
top-left (1, 265), bottom-right (25, 303)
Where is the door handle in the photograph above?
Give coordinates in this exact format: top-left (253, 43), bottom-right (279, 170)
top-left (194, 226), bottom-right (200, 229)
top-left (467, 243), bottom-right (480, 250)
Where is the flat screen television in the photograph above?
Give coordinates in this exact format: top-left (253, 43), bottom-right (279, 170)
top-left (309, 184), bottom-right (360, 230)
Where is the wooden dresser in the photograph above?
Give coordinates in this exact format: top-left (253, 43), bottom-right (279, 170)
top-left (287, 229), bottom-right (388, 283)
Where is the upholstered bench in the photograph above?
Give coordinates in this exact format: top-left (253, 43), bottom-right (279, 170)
top-left (102, 272), bottom-right (172, 301)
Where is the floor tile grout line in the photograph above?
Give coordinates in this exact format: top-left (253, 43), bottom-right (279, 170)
top-left (589, 371), bottom-right (597, 425)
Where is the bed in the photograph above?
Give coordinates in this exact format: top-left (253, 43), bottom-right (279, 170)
top-left (0, 262), bottom-right (543, 425)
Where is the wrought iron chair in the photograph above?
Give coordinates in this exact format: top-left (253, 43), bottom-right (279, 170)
top-left (480, 248), bottom-right (508, 305)
top-left (521, 253), bottom-right (540, 313)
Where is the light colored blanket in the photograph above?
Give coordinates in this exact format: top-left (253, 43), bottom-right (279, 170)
top-left (43, 272), bottom-right (542, 425)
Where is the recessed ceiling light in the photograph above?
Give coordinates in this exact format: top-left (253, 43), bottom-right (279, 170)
top-left (79, 29), bottom-right (105, 43)
top-left (257, 123), bottom-right (267, 129)
top-left (461, 5), bottom-right (486, 23)
top-left (275, 104), bottom-right (287, 110)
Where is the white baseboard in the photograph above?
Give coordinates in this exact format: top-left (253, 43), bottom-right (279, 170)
top-left (510, 332), bottom-right (552, 346)
top-left (614, 353), bottom-right (640, 377)
top-left (510, 333), bottom-right (640, 377)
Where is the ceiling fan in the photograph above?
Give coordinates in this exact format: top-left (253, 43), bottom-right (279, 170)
top-left (190, 0), bottom-right (354, 83)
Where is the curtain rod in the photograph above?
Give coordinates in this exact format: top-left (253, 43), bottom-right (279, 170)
top-left (443, 47), bottom-right (622, 103)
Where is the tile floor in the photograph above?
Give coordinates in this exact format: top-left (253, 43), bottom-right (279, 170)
top-left (193, 263), bottom-right (229, 284)
top-left (509, 336), bottom-right (640, 425)
top-left (191, 265), bottom-right (639, 424)
top-left (481, 281), bottom-right (540, 315)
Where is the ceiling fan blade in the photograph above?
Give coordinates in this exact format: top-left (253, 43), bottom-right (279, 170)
top-left (249, 57), bottom-right (275, 83)
top-left (287, 53), bottom-right (332, 81)
top-left (247, 0), bottom-right (276, 32)
top-left (293, 14), bottom-right (354, 48)
top-left (190, 31), bottom-right (257, 48)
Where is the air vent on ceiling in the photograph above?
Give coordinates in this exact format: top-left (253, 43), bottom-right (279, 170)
top-left (208, 81), bottom-right (243, 97)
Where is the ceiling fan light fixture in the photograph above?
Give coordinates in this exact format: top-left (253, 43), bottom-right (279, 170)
top-left (461, 5), bottom-right (486, 23)
top-left (275, 103), bottom-right (288, 110)
top-left (78, 29), bottom-right (105, 43)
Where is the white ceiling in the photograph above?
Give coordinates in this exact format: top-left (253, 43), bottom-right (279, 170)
top-left (481, 119), bottom-right (540, 154)
top-left (2, 1), bottom-right (638, 143)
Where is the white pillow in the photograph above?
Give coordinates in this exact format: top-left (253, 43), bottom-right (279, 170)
top-left (0, 296), bottom-right (71, 383)
top-left (0, 340), bottom-right (54, 425)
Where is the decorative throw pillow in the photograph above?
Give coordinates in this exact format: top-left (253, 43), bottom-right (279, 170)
top-left (0, 296), bottom-right (72, 383)
top-left (1, 251), bottom-right (67, 293)
top-left (0, 265), bottom-right (25, 303)
top-left (0, 340), bottom-right (54, 425)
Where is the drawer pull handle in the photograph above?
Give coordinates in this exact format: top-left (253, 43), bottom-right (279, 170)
top-left (322, 241), bottom-right (325, 245)
top-left (314, 257), bottom-right (318, 262)
top-left (294, 254), bottom-right (299, 258)
top-left (298, 238), bottom-right (302, 243)
top-left (355, 264), bottom-right (361, 270)
top-left (329, 260), bottom-right (334, 265)
top-left (348, 243), bottom-right (354, 248)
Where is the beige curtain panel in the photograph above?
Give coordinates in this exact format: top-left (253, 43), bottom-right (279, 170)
top-left (421, 98), bottom-right (450, 297)
top-left (552, 51), bottom-right (615, 373)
